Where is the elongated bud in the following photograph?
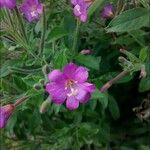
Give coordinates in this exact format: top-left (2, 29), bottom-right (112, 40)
top-left (118, 56), bottom-right (127, 63)
top-left (101, 4), bottom-right (114, 19)
top-left (42, 65), bottom-right (49, 83)
top-left (42, 65), bottom-right (49, 75)
top-left (0, 104), bottom-right (15, 128)
top-left (80, 49), bottom-right (92, 55)
top-left (39, 99), bottom-right (50, 113)
top-left (39, 79), bottom-right (45, 85)
top-left (139, 65), bottom-right (147, 78)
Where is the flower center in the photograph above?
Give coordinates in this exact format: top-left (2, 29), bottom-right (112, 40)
top-left (30, 5), bottom-right (37, 17)
top-left (31, 11), bottom-right (36, 17)
top-left (65, 80), bottom-right (78, 97)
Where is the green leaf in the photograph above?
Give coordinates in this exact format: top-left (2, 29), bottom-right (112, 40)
top-left (88, 0), bottom-right (105, 17)
top-left (48, 26), bottom-right (69, 42)
top-left (106, 7), bottom-right (150, 32)
top-left (139, 47), bottom-right (148, 62)
top-left (6, 112), bottom-right (17, 134)
top-left (92, 89), bottom-right (108, 108)
top-left (139, 77), bottom-right (150, 92)
top-left (54, 49), bottom-right (68, 69)
top-left (75, 55), bottom-right (100, 70)
top-left (108, 95), bottom-right (120, 120)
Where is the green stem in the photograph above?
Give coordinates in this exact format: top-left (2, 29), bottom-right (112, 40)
top-left (14, 6), bottom-right (28, 44)
top-left (72, 19), bottom-right (80, 58)
top-left (39, 7), bottom-right (46, 56)
top-left (9, 67), bottom-right (42, 74)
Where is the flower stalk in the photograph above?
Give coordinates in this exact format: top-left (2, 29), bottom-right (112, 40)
top-left (14, 96), bottom-right (29, 107)
top-left (39, 7), bottom-right (46, 56)
top-left (100, 70), bottom-right (128, 92)
top-left (72, 19), bottom-right (80, 57)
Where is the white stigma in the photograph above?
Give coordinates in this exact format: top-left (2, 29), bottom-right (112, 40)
top-left (31, 11), bottom-right (37, 17)
top-left (75, 4), bottom-right (81, 14)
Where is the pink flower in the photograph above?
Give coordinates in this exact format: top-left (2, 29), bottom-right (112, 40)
top-left (46, 63), bottom-right (96, 110)
top-left (71, 0), bottom-right (88, 22)
top-left (20, 0), bottom-right (43, 22)
top-left (0, 104), bottom-right (15, 128)
top-left (0, 0), bottom-right (16, 9)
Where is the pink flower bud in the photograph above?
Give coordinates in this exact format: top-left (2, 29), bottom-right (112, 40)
top-left (0, 104), bottom-right (15, 128)
top-left (101, 4), bottom-right (114, 19)
top-left (80, 49), bottom-right (92, 55)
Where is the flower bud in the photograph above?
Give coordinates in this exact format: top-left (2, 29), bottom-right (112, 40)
top-left (80, 49), bottom-right (92, 55)
top-left (33, 83), bottom-right (42, 90)
top-left (139, 65), bottom-right (147, 78)
top-left (0, 104), bottom-right (15, 128)
top-left (42, 65), bottom-right (49, 75)
top-left (101, 4), bottom-right (114, 19)
top-left (39, 99), bottom-right (50, 113)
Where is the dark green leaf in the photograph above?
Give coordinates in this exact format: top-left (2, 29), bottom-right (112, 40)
top-left (106, 8), bottom-right (150, 32)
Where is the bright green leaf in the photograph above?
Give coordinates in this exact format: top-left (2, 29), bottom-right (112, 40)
top-left (75, 55), bottom-right (100, 70)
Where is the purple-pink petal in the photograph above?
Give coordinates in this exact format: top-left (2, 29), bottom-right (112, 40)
top-left (66, 96), bottom-right (79, 110)
top-left (80, 82), bottom-right (96, 93)
top-left (74, 67), bottom-right (88, 83)
top-left (75, 85), bottom-right (88, 101)
top-left (71, 0), bottom-right (78, 5)
top-left (74, 4), bottom-right (82, 16)
top-left (78, 92), bottom-right (91, 103)
top-left (0, 0), bottom-right (16, 9)
top-left (46, 82), bottom-right (67, 101)
top-left (63, 63), bottom-right (77, 79)
top-left (80, 14), bottom-right (87, 22)
top-left (48, 69), bottom-right (62, 82)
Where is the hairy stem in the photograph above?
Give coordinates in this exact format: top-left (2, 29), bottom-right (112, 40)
top-left (72, 19), bottom-right (80, 57)
top-left (100, 70), bottom-right (128, 92)
top-left (39, 7), bottom-right (46, 56)
top-left (14, 96), bottom-right (29, 107)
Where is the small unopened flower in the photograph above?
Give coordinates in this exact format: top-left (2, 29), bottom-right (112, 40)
top-left (0, 0), bottom-right (16, 9)
top-left (71, 0), bottom-right (89, 22)
top-left (20, 0), bottom-right (43, 22)
top-left (46, 63), bottom-right (96, 110)
top-left (0, 104), bottom-right (15, 128)
top-left (101, 4), bottom-right (114, 19)
top-left (139, 65), bottom-right (147, 78)
top-left (80, 49), bottom-right (92, 55)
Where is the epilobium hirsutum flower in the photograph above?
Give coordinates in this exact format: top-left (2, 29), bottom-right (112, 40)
top-left (101, 4), bottom-right (114, 19)
top-left (46, 63), bottom-right (96, 110)
top-left (20, 0), bottom-right (43, 22)
top-left (0, 104), bottom-right (15, 128)
top-left (71, 0), bottom-right (88, 22)
top-left (0, 0), bottom-right (16, 9)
